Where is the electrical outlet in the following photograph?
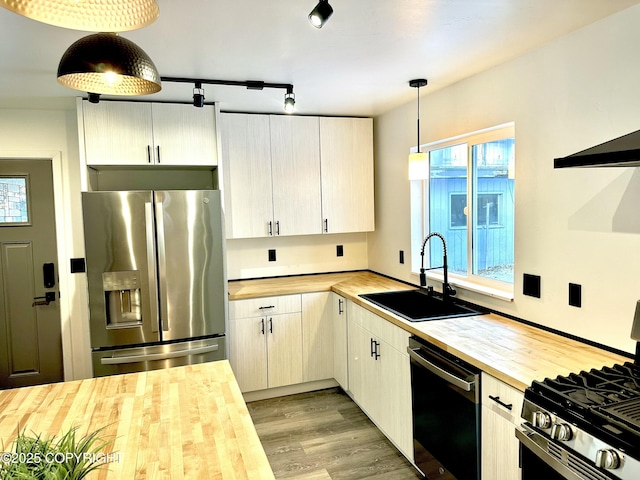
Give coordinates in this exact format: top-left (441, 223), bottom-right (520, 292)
top-left (268, 249), bottom-right (276, 262)
top-left (569, 283), bottom-right (582, 308)
top-left (523, 273), bottom-right (541, 298)
top-left (336, 245), bottom-right (344, 257)
top-left (399, 250), bottom-right (405, 264)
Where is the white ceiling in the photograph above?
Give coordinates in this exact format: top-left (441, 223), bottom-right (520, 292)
top-left (0, 0), bottom-right (638, 117)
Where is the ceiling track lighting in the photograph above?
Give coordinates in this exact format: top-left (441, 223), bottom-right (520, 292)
top-left (57, 32), bottom-right (161, 97)
top-left (0, 0), bottom-right (159, 31)
top-left (308, 0), bottom-right (333, 28)
top-left (408, 78), bottom-right (429, 180)
top-left (193, 82), bottom-right (205, 108)
top-left (161, 77), bottom-right (296, 113)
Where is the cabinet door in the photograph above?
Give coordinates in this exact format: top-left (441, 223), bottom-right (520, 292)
top-left (481, 407), bottom-right (521, 480)
top-left (82, 100), bottom-right (153, 165)
top-left (228, 316), bottom-right (268, 392)
top-left (332, 293), bottom-right (348, 389)
top-left (302, 292), bottom-right (333, 382)
top-left (220, 113), bottom-right (274, 239)
top-left (270, 115), bottom-right (322, 236)
top-left (319, 117), bottom-right (374, 233)
top-left (267, 312), bottom-right (303, 389)
top-left (378, 341), bottom-right (413, 459)
top-left (151, 103), bottom-right (217, 166)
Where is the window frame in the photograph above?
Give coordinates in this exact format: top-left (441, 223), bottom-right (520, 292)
top-left (410, 123), bottom-right (515, 300)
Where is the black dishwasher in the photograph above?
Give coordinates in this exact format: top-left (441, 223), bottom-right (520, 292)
top-left (407, 336), bottom-right (481, 480)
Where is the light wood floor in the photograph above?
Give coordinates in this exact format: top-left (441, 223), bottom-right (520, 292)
top-left (247, 388), bottom-right (423, 480)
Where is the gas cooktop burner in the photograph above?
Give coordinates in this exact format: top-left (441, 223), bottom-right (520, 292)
top-left (526, 361), bottom-right (640, 459)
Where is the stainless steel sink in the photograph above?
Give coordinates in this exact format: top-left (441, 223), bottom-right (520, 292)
top-left (359, 289), bottom-right (482, 322)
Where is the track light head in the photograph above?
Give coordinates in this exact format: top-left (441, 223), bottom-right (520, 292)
top-left (193, 82), bottom-right (205, 108)
top-left (308, 0), bottom-right (333, 28)
top-left (284, 92), bottom-right (295, 114)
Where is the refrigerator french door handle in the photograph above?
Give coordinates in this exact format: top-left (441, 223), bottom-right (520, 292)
top-left (145, 202), bottom-right (160, 333)
top-left (100, 344), bottom-right (219, 365)
top-left (155, 199), bottom-right (169, 332)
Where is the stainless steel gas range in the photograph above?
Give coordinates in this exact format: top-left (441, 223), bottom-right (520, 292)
top-left (517, 361), bottom-right (640, 480)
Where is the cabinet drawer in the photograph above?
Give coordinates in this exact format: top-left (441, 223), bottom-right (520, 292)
top-left (481, 372), bottom-right (524, 423)
top-left (349, 302), bottom-right (409, 353)
top-left (230, 294), bottom-right (302, 319)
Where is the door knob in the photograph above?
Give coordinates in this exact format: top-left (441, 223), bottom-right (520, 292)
top-left (32, 292), bottom-right (56, 306)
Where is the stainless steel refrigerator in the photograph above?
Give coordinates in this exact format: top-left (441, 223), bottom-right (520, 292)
top-left (82, 190), bottom-right (227, 377)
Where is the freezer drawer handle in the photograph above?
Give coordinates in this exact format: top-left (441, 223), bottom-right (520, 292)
top-left (100, 344), bottom-right (219, 365)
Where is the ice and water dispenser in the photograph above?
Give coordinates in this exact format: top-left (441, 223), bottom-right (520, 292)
top-left (102, 271), bottom-right (142, 328)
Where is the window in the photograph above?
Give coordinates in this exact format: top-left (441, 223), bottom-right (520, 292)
top-left (0, 176), bottom-right (30, 225)
top-left (411, 124), bottom-right (515, 296)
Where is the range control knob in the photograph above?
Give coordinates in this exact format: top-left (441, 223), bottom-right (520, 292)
top-left (595, 449), bottom-right (621, 470)
top-left (550, 423), bottom-right (573, 441)
top-left (532, 411), bottom-right (552, 429)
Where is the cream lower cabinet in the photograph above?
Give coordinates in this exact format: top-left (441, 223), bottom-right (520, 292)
top-left (332, 293), bottom-right (348, 390)
top-left (347, 302), bottom-right (412, 459)
top-left (301, 292), bottom-right (334, 382)
top-left (229, 295), bottom-right (303, 392)
top-left (481, 372), bottom-right (524, 480)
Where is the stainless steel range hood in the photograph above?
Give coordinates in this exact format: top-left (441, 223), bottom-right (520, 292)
top-left (554, 130), bottom-right (640, 168)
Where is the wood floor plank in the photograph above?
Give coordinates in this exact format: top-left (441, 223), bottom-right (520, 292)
top-left (247, 388), bottom-right (422, 480)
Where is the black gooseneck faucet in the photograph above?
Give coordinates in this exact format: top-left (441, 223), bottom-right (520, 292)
top-left (420, 232), bottom-right (456, 302)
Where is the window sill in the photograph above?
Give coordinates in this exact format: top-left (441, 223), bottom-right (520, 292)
top-left (414, 271), bottom-right (514, 302)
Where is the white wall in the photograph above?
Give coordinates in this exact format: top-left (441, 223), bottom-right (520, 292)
top-left (0, 105), bottom-right (93, 380)
top-left (226, 233), bottom-right (368, 279)
top-left (370, 5), bottom-right (640, 354)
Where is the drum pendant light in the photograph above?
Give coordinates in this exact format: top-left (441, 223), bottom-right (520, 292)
top-left (408, 78), bottom-right (429, 180)
top-left (0, 0), bottom-right (159, 32)
top-left (57, 33), bottom-right (161, 96)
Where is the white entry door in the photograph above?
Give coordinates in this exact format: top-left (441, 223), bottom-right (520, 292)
top-left (0, 159), bottom-right (63, 387)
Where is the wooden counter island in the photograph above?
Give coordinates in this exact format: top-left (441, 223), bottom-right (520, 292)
top-left (0, 361), bottom-right (275, 480)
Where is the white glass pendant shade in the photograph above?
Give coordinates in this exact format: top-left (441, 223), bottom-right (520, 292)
top-left (409, 152), bottom-right (429, 180)
top-left (0, 0), bottom-right (159, 31)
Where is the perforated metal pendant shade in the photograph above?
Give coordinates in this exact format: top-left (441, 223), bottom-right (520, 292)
top-left (0, 0), bottom-right (159, 31)
top-left (57, 33), bottom-right (161, 96)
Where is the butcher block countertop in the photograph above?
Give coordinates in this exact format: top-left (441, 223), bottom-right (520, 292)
top-left (0, 361), bottom-right (274, 480)
top-left (229, 271), bottom-right (629, 392)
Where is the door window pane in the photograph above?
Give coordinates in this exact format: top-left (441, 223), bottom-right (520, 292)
top-left (0, 176), bottom-right (29, 225)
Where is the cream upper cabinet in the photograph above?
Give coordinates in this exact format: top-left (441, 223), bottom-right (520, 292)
top-left (220, 113), bottom-right (374, 239)
top-left (319, 117), bottom-right (374, 234)
top-left (270, 115), bottom-right (323, 236)
top-left (80, 100), bottom-right (217, 166)
top-left (149, 103), bottom-right (217, 166)
top-left (220, 113), bottom-right (273, 238)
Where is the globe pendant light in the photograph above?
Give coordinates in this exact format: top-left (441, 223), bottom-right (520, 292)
top-left (408, 78), bottom-right (429, 180)
top-left (0, 0), bottom-right (159, 32)
top-left (57, 33), bottom-right (161, 96)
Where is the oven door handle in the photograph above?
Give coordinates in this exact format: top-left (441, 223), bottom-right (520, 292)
top-left (515, 425), bottom-right (588, 480)
top-left (407, 346), bottom-right (475, 392)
